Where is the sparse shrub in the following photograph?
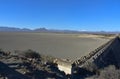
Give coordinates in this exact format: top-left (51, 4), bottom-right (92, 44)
top-left (0, 48), bottom-right (4, 54)
top-left (41, 55), bottom-right (55, 63)
top-left (23, 49), bottom-right (41, 58)
top-left (83, 62), bottom-right (98, 73)
top-left (0, 49), bottom-right (10, 56)
top-left (95, 65), bottom-right (120, 79)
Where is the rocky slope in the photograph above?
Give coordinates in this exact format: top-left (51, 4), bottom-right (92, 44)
top-left (0, 49), bottom-right (70, 79)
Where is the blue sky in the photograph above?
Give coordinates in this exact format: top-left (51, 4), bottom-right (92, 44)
top-left (0, 0), bottom-right (120, 31)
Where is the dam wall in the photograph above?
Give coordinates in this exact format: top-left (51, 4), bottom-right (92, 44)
top-left (71, 36), bottom-right (120, 77)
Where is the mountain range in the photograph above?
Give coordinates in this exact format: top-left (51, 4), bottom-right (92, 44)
top-left (0, 26), bottom-right (119, 34)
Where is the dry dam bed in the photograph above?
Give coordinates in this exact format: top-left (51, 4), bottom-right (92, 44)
top-left (0, 32), bottom-right (109, 61)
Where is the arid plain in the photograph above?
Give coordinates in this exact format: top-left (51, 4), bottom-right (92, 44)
top-left (0, 32), bottom-right (109, 61)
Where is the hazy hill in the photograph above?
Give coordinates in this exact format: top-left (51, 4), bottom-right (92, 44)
top-left (0, 26), bottom-right (119, 34)
top-left (0, 27), bottom-right (31, 32)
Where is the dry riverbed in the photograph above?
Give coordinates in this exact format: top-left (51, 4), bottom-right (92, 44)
top-left (0, 32), bottom-right (110, 61)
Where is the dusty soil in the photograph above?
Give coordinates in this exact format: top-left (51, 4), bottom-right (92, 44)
top-left (0, 32), bottom-right (109, 60)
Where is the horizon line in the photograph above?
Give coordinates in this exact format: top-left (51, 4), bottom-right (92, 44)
top-left (0, 26), bottom-right (120, 32)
